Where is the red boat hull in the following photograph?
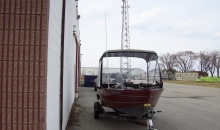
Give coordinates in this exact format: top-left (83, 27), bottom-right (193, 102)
top-left (97, 87), bottom-right (164, 118)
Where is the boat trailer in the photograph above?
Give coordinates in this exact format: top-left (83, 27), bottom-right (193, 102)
top-left (94, 97), bottom-right (161, 130)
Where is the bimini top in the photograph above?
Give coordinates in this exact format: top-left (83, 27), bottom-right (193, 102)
top-left (99, 49), bottom-right (158, 62)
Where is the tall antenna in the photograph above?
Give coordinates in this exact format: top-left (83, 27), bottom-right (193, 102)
top-left (105, 12), bottom-right (108, 51)
top-left (105, 12), bottom-right (109, 74)
top-left (120, 0), bottom-right (131, 75)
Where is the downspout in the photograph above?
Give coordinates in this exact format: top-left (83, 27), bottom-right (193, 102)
top-left (60, 0), bottom-right (66, 129)
top-left (73, 32), bottom-right (79, 98)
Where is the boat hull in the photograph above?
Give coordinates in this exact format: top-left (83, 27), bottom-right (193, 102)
top-left (98, 87), bottom-right (164, 118)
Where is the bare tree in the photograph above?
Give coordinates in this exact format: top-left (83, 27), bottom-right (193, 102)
top-left (159, 53), bottom-right (176, 70)
top-left (159, 53), bottom-right (177, 79)
top-left (159, 50), bottom-right (219, 77)
top-left (212, 50), bottom-right (220, 77)
top-left (175, 51), bottom-right (196, 72)
top-left (196, 51), bottom-right (210, 73)
top-left (207, 50), bottom-right (219, 77)
top-left (216, 53), bottom-right (220, 77)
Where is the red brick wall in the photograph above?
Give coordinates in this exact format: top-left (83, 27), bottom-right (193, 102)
top-left (0, 0), bottom-right (48, 130)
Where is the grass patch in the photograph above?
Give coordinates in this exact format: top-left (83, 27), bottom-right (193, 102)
top-left (163, 80), bottom-right (220, 88)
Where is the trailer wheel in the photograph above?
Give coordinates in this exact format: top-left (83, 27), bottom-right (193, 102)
top-left (94, 110), bottom-right (99, 119)
top-left (94, 102), bottom-right (101, 119)
top-left (94, 86), bottom-right (97, 91)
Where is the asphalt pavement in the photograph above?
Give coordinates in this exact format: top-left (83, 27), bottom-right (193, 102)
top-left (66, 83), bottom-right (220, 130)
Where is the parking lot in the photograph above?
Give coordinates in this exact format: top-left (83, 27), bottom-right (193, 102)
top-left (66, 83), bottom-right (220, 130)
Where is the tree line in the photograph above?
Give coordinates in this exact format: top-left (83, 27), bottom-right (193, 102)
top-left (159, 50), bottom-right (220, 77)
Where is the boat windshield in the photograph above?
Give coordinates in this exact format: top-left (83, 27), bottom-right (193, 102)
top-left (101, 53), bottom-right (161, 88)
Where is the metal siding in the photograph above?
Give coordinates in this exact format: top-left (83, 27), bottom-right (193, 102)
top-left (46, 0), bottom-right (62, 129)
top-left (62, 0), bottom-right (77, 128)
top-left (0, 0), bottom-right (48, 130)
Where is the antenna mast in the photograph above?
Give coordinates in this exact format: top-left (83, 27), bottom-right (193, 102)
top-left (121, 0), bottom-right (131, 75)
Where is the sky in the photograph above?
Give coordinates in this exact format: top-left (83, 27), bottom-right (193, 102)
top-left (78, 0), bottom-right (220, 67)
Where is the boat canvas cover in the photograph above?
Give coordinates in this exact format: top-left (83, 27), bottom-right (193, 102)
top-left (100, 49), bottom-right (158, 62)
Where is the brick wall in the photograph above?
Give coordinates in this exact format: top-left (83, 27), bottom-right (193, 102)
top-left (1, 0), bottom-right (80, 129)
top-left (0, 0), bottom-right (48, 130)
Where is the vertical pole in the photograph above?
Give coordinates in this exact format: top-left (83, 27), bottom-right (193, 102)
top-left (60, 0), bottom-right (66, 129)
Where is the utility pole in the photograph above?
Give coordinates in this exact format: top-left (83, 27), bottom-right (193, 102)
top-left (120, 0), bottom-right (131, 76)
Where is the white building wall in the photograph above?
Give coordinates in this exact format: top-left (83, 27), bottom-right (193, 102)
top-left (81, 67), bottom-right (122, 76)
top-left (46, 0), bottom-right (63, 130)
top-left (103, 68), bottom-right (121, 73)
top-left (183, 73), bottom-right (198, 80)
top-left (46, 0), bottom-right (80, 130)
top-left (176, 73), bottom-right (183, 80)
top-left (81, 67), bottom-right (99, 75)
top-left (131, 68), bottom-right (146, 79)
top-left (62, 0), bottom-right (79, 129)
top-left (176, 72), bottom-right (198, 80)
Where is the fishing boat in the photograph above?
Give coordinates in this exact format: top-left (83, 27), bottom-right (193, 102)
top-left (94, 49), bottom-right (164, 130)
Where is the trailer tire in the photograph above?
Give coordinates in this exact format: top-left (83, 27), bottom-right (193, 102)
top-left (94, 110), bottom-right (99, 119)
top-left (94, 86), bottom-right (97, 91)
top-left (94, 102), bottom-right (101, 119)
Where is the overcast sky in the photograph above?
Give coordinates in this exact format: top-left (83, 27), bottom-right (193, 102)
top-left (78, 0), bottom-right (220, 67)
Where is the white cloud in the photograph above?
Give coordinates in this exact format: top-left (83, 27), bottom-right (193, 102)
top-left (213, 32), bottom-right (220, 38)
top-left (80, 1), bottom-right (115, 17)
top-left (171, 19), bottom-right (220, 39)
top-left (130, 7), bottom-right (220, 40)
top-left (130, 7), bottom-right (171, 27)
